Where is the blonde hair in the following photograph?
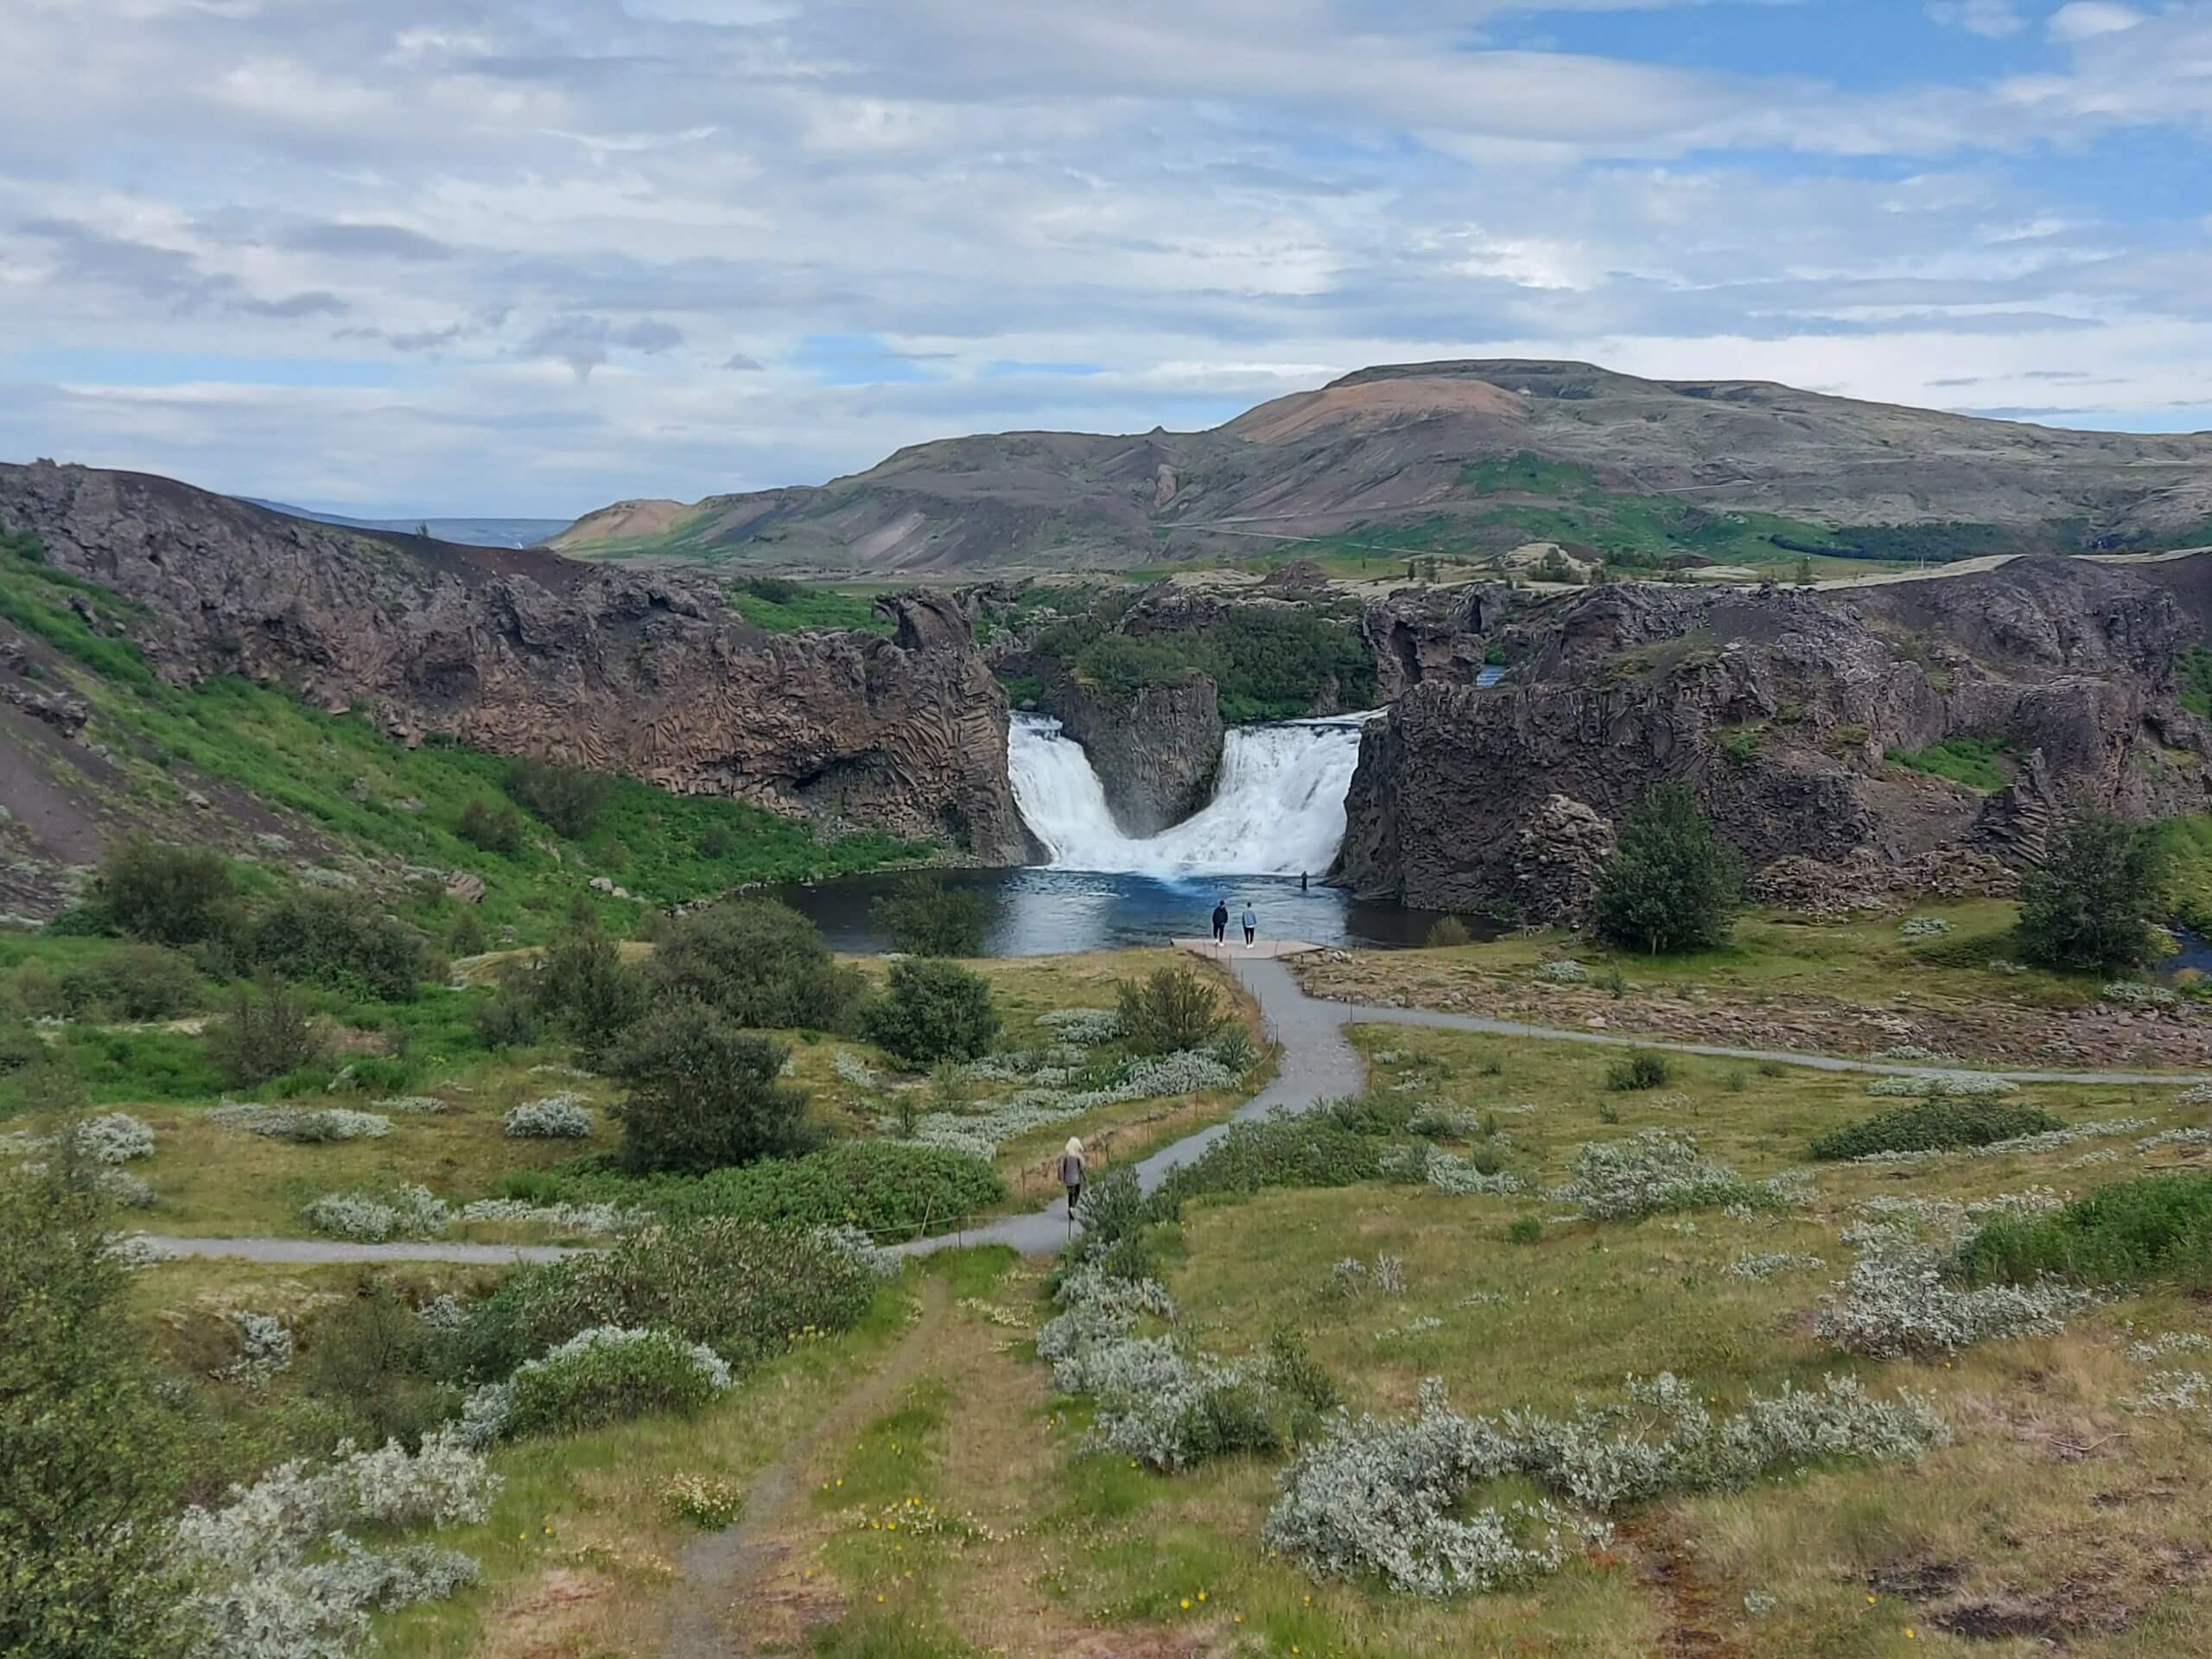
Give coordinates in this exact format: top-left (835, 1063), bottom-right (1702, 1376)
top-left (1065, 1137), bottom-right (1083, 1157)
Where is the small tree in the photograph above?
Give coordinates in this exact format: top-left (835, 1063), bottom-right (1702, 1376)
top-left (2016, 800), bottom-right (2165, 975)
top-left (1592, 783), bottom-right (1745, 955)
top-left (457, 798), bottom-right (527, 855)
top-left (861, 959), bottom-right (1001, 1066)
top-left (1794, 556), bottom-right (1816, 587)
top-left (531, 925), bottom-right (645, 1064)
top-left (504, 760), bottom-right (615, 840)
top-left (870, 873), bottom-right (990, 957)
top-left (1, 1161), bottom-right (190, 1659)
top-left (206, 976), bottom-right (327, 1087)
top-left (646, 899), bottom-right (861, 1031)
top-left (1116, 965), bottom-right (1224, 1055)
top-left (98, 835), bottom-right (236, 945)
top-left (612, 1001), bottom-right (819, 1173)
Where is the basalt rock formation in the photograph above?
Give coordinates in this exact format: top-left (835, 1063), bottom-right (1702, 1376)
top-left (1332, 556), bottom-right (2212, 918)
top-left (0, 461), bottom-right (1025, 861)
top-left (1049, 677), bottom-right (1223, 837)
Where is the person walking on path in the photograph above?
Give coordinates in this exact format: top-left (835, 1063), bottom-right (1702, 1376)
top-left (1211, 899), bottom-right (1230, 946)
top-left (1059, 1137), bottom-right (1085, 1216)
top-left (1241, 902), bottom-right (1258, 947)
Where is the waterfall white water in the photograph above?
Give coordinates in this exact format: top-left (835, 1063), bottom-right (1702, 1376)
top-left (1007, 713), bottom-right (1375, 877)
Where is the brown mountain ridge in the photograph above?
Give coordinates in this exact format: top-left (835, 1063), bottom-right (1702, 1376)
top-left (549, 359), bottom-right (2212, 573)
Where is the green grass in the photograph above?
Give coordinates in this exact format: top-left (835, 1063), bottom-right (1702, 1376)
top-left (1961, 1172), bottom-right (2212, 1288)
top-left (2182, 645), bottom-right (2212, 720)
top-left (1885, 734), bottom-right (2012, 791)
top-left (728, 579), bottom-right (894, 635)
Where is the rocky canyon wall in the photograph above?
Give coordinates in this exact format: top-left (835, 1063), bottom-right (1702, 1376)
top-left (1332, 557), bottom-right (2212, 918)
top-left (0, 461), bottom-right (1026, 861)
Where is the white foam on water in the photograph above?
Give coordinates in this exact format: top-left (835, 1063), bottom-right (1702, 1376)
top-left (1007, 712), bottom-right (1375, 877)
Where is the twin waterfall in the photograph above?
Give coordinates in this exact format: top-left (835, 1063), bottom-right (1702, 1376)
top-left (1007, 713), bottom-right (1373, 878)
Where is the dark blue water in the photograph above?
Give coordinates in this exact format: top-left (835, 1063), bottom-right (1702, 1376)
top-left (774, 868), bottom-right (1453, 957)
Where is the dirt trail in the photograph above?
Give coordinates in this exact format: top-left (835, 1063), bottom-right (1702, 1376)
top-left (660, 1277), bottom-right (950, 1659)
top-left (1623, 1519), bottom-right (1745, 1659)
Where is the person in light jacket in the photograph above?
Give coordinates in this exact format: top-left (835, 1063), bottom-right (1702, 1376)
top-left (1059, 1136), bottom-right (1085, 1214)
top-left (1241, 903), bottom-right (1258, 947)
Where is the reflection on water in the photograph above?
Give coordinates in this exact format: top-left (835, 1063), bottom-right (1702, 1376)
top-left (772, 867), bottom-right (1462, 957)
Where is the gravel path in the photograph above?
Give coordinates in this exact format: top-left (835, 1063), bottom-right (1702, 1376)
top-left (144, 955), bottom-right (2209, 1267)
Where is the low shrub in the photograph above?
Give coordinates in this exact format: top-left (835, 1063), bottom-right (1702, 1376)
top-left (861, 959), bottom-right (1001, 1066)
top-left (1809, 1099), bottom-right (2066, 1161)
top-left (1426, 916), bottom-right (1471, 948)
top-left (299, 1281), bottom-right (464, 1447)
top-left (528, 926), bottom-right (645, 1065)
top-left (463, 1218), bottom-right (879, 1377)
top-left (1816, 1243), bottom-right (2093, 1356)
top-left (511, 1141), bottom-right (1004, 1240)
top-left (487, 1325), bottom-right (732, 1440)
top-left (57, 944), bottom-right (206, 1021)
top-left (204, 979), bottom-right (327, 1088)
top-left (208, 1102), bottom-right (392, 1142)
top-left (1148, 1108), bottom-right (1386, 1218)
top-left (504, 759), bottom-right (615, 840)
top-left (1958, 1173), bottom-right (2212, 1290)
top-left (611, 1001), bottom-right (818, 1173)
top-left (1549, 1130), bottom-right (1781, 1220)
top-left (456, 798), bottom-right (527, 855)
top-left (504, 1094), bottom-right (594, 1139)
top-left (1263, 1373), bottom-right (1944, 1599)
top-left (1605, 1051), bottom-right (1674, 1092)
top-left (1116, 966), bottom-right (1224, 1056)
top-left (240, 889), bottom-right (431, 1001)
top-left (469, 984), bottom-right (543, 1051)
top-left (663, 1473), bottom-right (744, 1529)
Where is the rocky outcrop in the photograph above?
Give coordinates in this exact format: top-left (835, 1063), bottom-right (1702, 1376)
top-left (0, 461), bottom-right (1026, 861)
top-left (1332, 556), bottom-right (2212, 916)
top-left (1360, 583), bottom-right (1505, 701)
top-left (1050, 677), bottom-right (1223, 836)
top-left (1507, 797), bottom-right (1616, 925)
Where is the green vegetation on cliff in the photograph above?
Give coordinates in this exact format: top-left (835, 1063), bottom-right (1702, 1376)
top-left (0, 532), bottom-right (918, 945)
top-left (1017, 600), bottom-right (1375, 721)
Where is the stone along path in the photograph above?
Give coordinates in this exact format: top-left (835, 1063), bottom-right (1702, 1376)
top-left (145, 947), bottom-right (2211, 1266)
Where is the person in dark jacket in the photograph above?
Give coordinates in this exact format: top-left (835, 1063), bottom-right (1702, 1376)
top-left (1060, 1136), bottom-right (1085, 1214)
top-left (1211, 899), bottom-right (1230, 944)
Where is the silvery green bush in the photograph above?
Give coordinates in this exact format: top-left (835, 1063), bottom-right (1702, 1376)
top-left (1535, 959), bottom-right (1588, 984)
top-left (899, 1048), bottom-right (1236, 1157)
top-left (301, 1185), bottom-right (450, 1243)
top-left (1866, 1073), bottom-right (2019, 1100)
top-left (457, 1325), bottom-right (734, 1444)
top-left (1899, 916), bottom-right (1951, 940)
top-left (219, 1311), bottom-right (295, 1387)
top-left (2121, 1370), bottom-right (2212, 1414)
top-left (1385, 1143), bottom-right (1526, 1197)
top-left (2102, 980), bottom-right (2178, 1008)
top-left (832, 1050), bottom-right (878, 1090)
top-left (207, 1103), bottom-right (392, 1141)
top-left (173, 1428), bottom-right (496, 1657)
top-left (1039, 1007), bottom-right (1124, 1045)
top-left (380, 1096), bottom-right (446, 1116)
top-left (1813, 1243), bottom-right (2093, 1357)
top-left (1548, 1131), bottom-right (1780, 1220)
top-left (1724, 1250), bottom-right (1827, 1281)
top-left (1263, 1372), bottom-right (1942, 1598)
top-left (73, 1111), bottom-right (156, 1164)
top-left (502, 1093), bottom-right (593, 1139)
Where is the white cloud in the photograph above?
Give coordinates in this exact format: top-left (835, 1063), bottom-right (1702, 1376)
top-left (0, 0), bottom-right (2209, 514)
top-left (1928, 1), bottom-right (2028, 37)
top-left (2047, 3), bottom-right (2151, 42)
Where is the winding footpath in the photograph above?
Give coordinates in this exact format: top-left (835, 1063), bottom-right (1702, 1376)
top-left (143, 949), bottom-right (2211, 1267)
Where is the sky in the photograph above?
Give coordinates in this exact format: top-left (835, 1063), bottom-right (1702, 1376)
top-left (1, 0), bottom-right (2209, 518)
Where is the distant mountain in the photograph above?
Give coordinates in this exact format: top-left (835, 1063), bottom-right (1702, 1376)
top-left (240, 498), bottom-right (571, 550)
top-left (548, 359), bottom-right (2212, 575)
